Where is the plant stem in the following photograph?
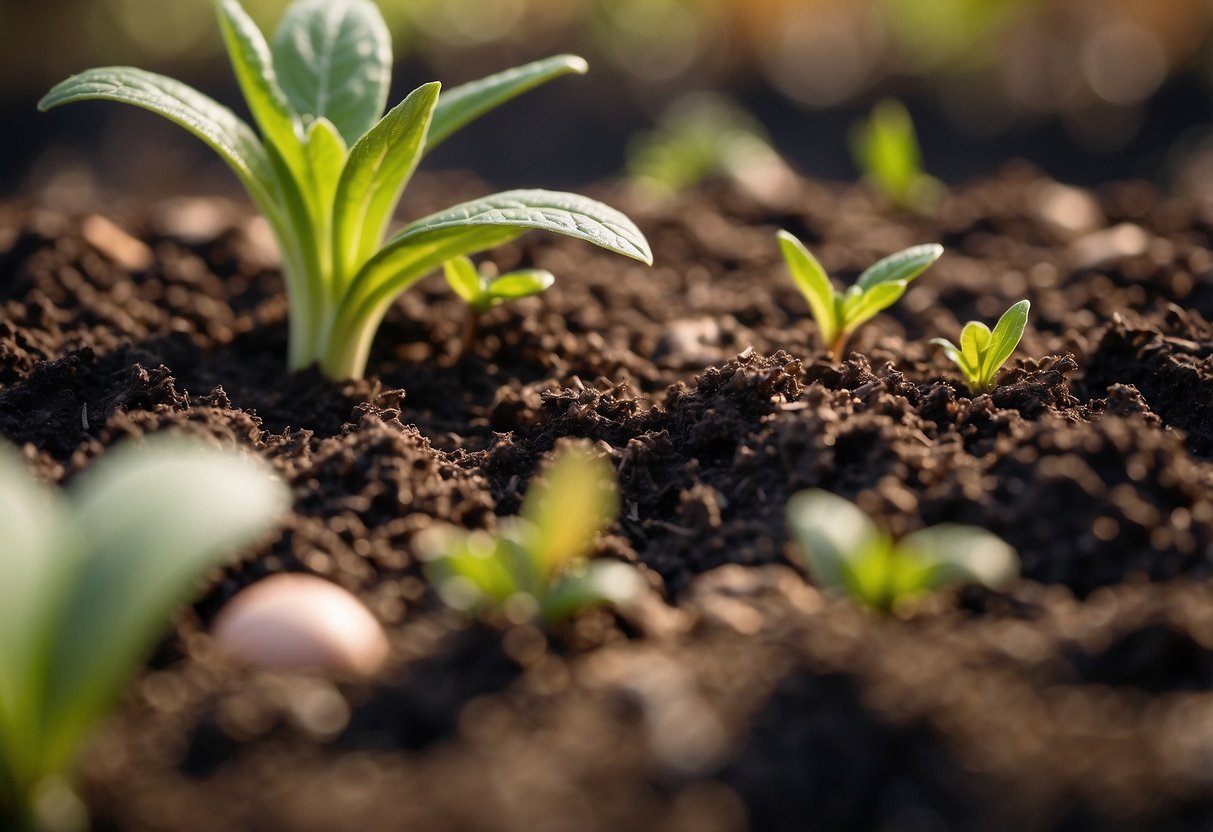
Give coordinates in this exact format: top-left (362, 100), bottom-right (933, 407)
top-left (458, 310), bottom-right (479, 361)
top-left (829, 333), bottom-right (848, 364)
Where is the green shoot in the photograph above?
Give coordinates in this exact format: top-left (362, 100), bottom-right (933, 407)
top-left (38, 0), bottom-right (653, 380)
top-left (786, 490), bottom-right (1018, 614)
top-left (443, 254), bottom-right (554, 359)
top-left (850, 98), bottom-right (943, 213)
top-left (931, 299), bottom-right (1030, 394)
top-left (777, 231), bottom-right (942, 363)
top-left (419, 443), bottom-right (647, 626)
top-left (0, 437), bottom-right (288, 831)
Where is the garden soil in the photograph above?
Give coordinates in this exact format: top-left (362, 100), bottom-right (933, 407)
top-left (4, 165), bottom-right (1213, 831)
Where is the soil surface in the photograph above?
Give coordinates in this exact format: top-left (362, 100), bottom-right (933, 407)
top-left (4, 164), bottom-right (1213, 831)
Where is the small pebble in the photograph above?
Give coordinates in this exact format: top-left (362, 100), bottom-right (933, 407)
top-left (212, 574), bottom-right (389, 675)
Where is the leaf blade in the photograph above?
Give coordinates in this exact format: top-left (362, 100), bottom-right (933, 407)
top-left (487, 269), bottom-right (555, 302)
top-left (786, 490), bottom-right (883, 594)
top-left (980, 300), bottom-right (1031, 382)
top-left (520, 444), bottom-right (620, 576)
top-left (855, 243), bottom-right (943, 291)
top-left (443, 255), bottom-right (485, 305)
top-left (777, 231), bottom-right (838, 344)
top-left (428, 55), bottom-right (589, 151)
top-left (271, 0), bottom-right (392, 145)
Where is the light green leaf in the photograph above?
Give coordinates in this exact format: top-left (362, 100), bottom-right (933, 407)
top-left (443, 255), bottom-right (485, 305)
top-left (852, 99), bottom-right (919, 205)
top-left (215, 0), bottom-right (302, 170)
top-left (521, 445), bottom-right (619, 575)
top-left (777, 231), bottom-right (838, 343)
top-left (428, 55), bottom-right (589, 152)
top-left (840, 281), bottom-right (907, 332)
top-left (38, 67), bottom-right (277, 211)
top-left (856, 243), bottom-right (943, 291)
top-left (542, 560), bottom-right (647, 624)
top-left (898, 524), bottom-right (1019, 592)
top-left (960, 320), bottom-right (991, 371)
top-left (332, 81), bottom-right (440, 280)
top-left (420, 527), bottom-right (520, 608)
top-left (487, 269), bottom-right (555, 301)
top-left (980, 300), bottom-right (1030, 381)
top-left (271, 0), bottom-right (392, 145)
top-left (38, 439), bottom-right (288, 776)
top-left (786, 490), bottom-right (883, 593)
top-left (302, 116), bottom-right (347, 226)
top-left (929, 337), bottom-right (966, 372)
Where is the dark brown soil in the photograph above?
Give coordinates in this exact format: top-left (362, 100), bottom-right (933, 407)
top-left (4, 164), bottom-right (1213, 831)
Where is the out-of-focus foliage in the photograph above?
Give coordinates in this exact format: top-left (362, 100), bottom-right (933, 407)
top-left (850, 99), bottom-right (942, 212)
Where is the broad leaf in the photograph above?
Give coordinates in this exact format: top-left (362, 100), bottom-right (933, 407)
top-left (960, 321), bottom-right (991, 371)
top-left (786, 490), bottom-right (883, 592)
top-left (929, 337), bottom-right (963, 368)
top-left (856, 243), bottom-right (942, 291)
top-left (332, 82), bottom-right (440, 280)
top-left (272, 0), bottom-right (391, 145)
top-left (777, 231), bottom-right (837, 342)
top-left (38, 67), bottom-right (277, 212)
top-left (443, 255), bottom-right (484, 304)
top-left (543, 561), bottom-right (647, 624)
top-left (841, 281), bottom-right (907, 332)
top-left (428, 55), bottom-right (589, 151)
top-left (521, 445), bottom-right (619, 575)
top-left (215, 0), bottom-right (302, 171)
top-left (38, 440), bottom-right (288, 776)
top-left (488, 269), bottom-right (554, 301)
top-left (898, 524), bottom-right (1019, 592)
top-left (302, 117), bottom-right (347, 227)
top-left (981, 299), bottom-right (1030, 380)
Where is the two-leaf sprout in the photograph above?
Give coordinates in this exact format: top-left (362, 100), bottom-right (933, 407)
top-left (777, 232), bottom-right (943, 363)
top-left (419, 443), bottom-right (647, 625)
top-left (443, 255), bottom-right (554, 360)
top-left (39, 0), bottom-right (653, 380)
top-left (0, 438), bottom-right (287, 831)
top-left (931, 300), bottom-right (1031, 395)
top-left (787, 490), bottom-right (1018, 614)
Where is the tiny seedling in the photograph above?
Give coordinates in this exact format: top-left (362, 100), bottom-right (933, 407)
top-left (443, 254), bottom-right (554, 359)
top-left (0, 437), bottom-right (287, 831)
top-left (777, 231), bottom-right (943, 362)
top-left (419, 444), bottom-right (646, 625)
top-left (39, 0), bottom-right (652, 380)
top-left (931, 299), bottom-right (1030, 394)
top-left (787, 489), bottom-right (1018, 614)
top-left (850, 98), bottom-right (943, 213)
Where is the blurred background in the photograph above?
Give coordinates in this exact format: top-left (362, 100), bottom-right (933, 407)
top-left (3, 0), bottom-right (1212, 197)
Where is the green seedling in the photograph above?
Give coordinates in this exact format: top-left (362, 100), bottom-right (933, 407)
top-left (419, 443), bottom-right (646, 625)
top-left (850, 98), bottom-right (943, 213)
top-left (787, 489), bottom-right (1018, 614)
top-left (777, 231), bottom-right (943, 363)
top-left (931, 299), bottom-right (1030, 394)
top-left (39, 0), bottom-right (652, 381)
top-left (443, 254), bottom-right (554, 359)
top-left (0, 437), bottom-right (288, 831)
top-left (626, 93), bottom-right (784, 198)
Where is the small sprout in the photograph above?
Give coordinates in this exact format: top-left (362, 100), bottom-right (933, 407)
top-left (443, 255), bottom-right (555, 359)
top-left (0, 437), bottom-right (288, 830)
top-left (931, 299), bottom-right (1030, 394)
top-left (39, 0), bottom-right (652, 380)
top-left (786, 490), bottom-right (1018, 614)
top-left (850, 98), bottom-right (943, 213)
top-left (419, 443), bottom-right (647, 626)
top-left (777, 231), bottom-right (943, 363)
top-left (626, 93), bottom-right (787, 199)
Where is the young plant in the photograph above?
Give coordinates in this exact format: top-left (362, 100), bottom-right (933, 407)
top-left (786, 489), bottom-right (1018, 614)
top-left (777, 232), bottom-right (943, 362)
top-left (0, 437), bottom-right (288, 831)
top-left (419, 443), bottom-right (646, 625)
top-left (38, 0), bottom-right (653, 380)
top-left (850, 98), bottom-right (943, 213)
top-left (443, 254), bottom-right (554, 359)
top-left (931, 299), bottom-right (1030, 394)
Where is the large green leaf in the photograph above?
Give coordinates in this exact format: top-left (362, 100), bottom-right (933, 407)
top-left (332, 82), bottom-right (440, 281)
top-left (215, 0), bottom-right (302, 171)
top-left (38, 67), bottom-right (278, 211)
top-left (777, 231), bottom-right (837, 342)
top-left (271, 0), bottom-right (392, 145)
top-left (427, 55), bottom-right (588, 151)
top-left (855, 243), bottom-right (942, 291)
top-left (37, 440), bottom-right (288, 777)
